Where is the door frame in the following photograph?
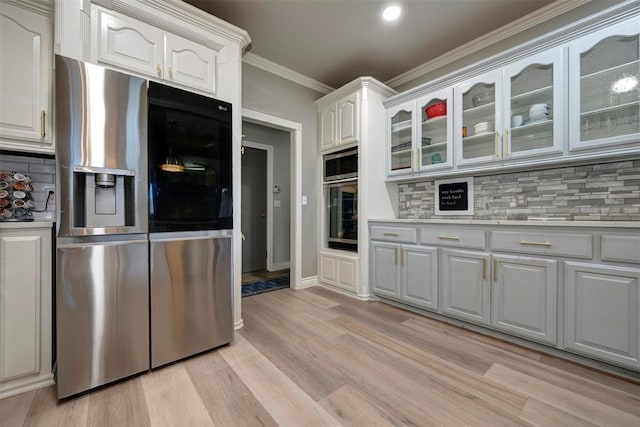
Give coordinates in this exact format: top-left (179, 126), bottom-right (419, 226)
top-left (241, 141), bottom-right (275, 271)
top-left (241, 108), bottom-right (302, 293)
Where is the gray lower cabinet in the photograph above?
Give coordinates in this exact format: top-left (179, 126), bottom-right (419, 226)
top-left (440, 248), bottom-right (491, 326)
top-left (401, 245), bottom-right (438, 311)
top-left (371, 242), bottom-right (438, 311)
top-left (491, 254), bottom-right (558, 345)
top-left (371, 242), bottom-right (400, 299)
top-left (564, 262), bottom-right (640, 369)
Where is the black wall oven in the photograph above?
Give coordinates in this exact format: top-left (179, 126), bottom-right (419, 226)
top-left (148, 82), bottom-right (232, 232)
top-left (324, 148), bottom-right (357, 182)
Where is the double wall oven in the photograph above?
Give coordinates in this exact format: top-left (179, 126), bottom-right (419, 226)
top-left (324, 148), bottom-right (358, 252)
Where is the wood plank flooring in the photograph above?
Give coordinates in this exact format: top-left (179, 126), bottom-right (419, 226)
top-left (2, 286), bottom-right (639, 426)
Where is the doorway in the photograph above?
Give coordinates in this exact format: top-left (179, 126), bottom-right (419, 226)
top-left (241, 145), bottom-right (268, 274)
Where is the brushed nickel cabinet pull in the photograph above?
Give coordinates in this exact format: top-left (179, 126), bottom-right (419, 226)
top-left (394, 247), bottom-right (398, 265)
top-left (40, 110), bottom-right (45, 138)
top-left (519, 240), bottom-right (552, 247)
top-left (482, 257), bottom-right (487, 280)
top-left (493, 258), bottom-right (498, 282)
top-left (157, 64), bottom-right (162, 76)
top-left (383, 232), bottom-right (399, 237)
top-left (503, 129), bottom-right (509, 157)
top-left (438, 235), bottom-right (459, 241)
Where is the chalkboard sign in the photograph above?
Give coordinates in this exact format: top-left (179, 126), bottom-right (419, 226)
top-left (435, 178), bottom-right (474, 216)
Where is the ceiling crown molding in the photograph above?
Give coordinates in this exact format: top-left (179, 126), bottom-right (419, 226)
top-left (3, 0), bottom-right (53, 16)
top-left (385, 0), bottom-right (589, 89)
top-left (243, 52), bottom-right (334, 95)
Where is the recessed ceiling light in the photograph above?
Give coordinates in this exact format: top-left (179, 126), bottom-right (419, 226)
top-left (382, 5), bottom-right (402, 22)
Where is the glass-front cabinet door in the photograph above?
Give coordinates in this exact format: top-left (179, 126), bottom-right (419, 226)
top-left (455, 69), bottom-right (502, 166)
top-left (417, 88), bottom-right (453, 170)
top-left (503, 49), bottom-right (564, 159)
top-left (387, 103), bottom-right (414, 176)
top-left (569, 18), bottom-right (640, 151)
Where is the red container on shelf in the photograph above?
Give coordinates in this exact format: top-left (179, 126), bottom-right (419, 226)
top-left (425, 102), bottom-right (447, 119)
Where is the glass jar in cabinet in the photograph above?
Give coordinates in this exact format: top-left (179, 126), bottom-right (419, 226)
top-left (502, 48), bottom-right (565, 159)
top-left (455, 69), bottom-right (502, 166)
top-left (387, 103), bottom-right (414, 176)
top-left (569, 17), bottom-right (640, 152)
top-left (416, 88), bottom-right (454, 171)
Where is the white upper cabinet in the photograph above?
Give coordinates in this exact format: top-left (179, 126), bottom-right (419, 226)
top-left (387, 88), bottom-right (454, 176)
top-left (319, 91), bottom-right (360, 152)
top-left (503, 48), bottom-right (565, 159)
top-left (0, 2), bottom-right (53, 153)
top-left (319, 103), bottom-right (337, 151)
top-left (387, 101), bottom-right (414, 175)
top-left (96, 8), bottom-right (163, 78)
top-left (455, 49), bottom-right (564, 167)
top-left (95, 7), bottom-right (218, 95)
top-left (417, 88), bottom-right (454, 171)
top-left (455, 69), bottom-right (503, 166)
top-left (569, 17), bottom-right (640, 152)
top-left (164, 33), bottom-right (216, 94)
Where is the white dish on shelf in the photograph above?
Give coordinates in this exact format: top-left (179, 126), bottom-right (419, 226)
top-left (527, 118), bottom-right (552, 125)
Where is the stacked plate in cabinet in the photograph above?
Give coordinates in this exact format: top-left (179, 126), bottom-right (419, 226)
top-left (0, 172), bottom-right (35, 221)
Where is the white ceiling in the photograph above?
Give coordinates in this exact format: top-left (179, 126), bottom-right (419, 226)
top-left (185, 0), bottom-right (558, 89)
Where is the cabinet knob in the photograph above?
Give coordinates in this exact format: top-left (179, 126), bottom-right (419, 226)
top-left (157, 65), bottom-right (162, 76)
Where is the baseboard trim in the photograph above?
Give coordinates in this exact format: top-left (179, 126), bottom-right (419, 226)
top-left (316, 281), bottom-right (377, 301)
top-left (293, 275), bottom-right (318, 290)
top-left (0, 374), bottom-right (55, 400)
top-left (234, 319), bottom-right (244, 330)
top-left (269, 261), bottom-right (291, 272)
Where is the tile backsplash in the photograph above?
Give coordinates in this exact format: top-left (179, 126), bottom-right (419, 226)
top-left (0, 153), bottom-right (55, 220)
top-left (398, 159), bottom-right (640, 221)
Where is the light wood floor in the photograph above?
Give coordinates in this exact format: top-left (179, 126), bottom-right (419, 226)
top-left (3, 286), bottom-right (640, 426)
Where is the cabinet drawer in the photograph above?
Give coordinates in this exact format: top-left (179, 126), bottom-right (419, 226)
top-left (370, 226), bottom-right (416, 243)
top-left (420, 227), bottom-right (486, 249)
top-left (601, 235), bottom-right (640, 264)
top-left (491, 231), bottom-right (592, 258)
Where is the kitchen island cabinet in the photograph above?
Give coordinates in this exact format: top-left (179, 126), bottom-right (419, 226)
top-left (369, 219), bottom-right (640, 373)
top-left (0, 222), bottom-right (53, 399)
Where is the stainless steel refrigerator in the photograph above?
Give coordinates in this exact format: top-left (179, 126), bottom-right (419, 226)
top-left (55, 55), bottom-right (149, 398)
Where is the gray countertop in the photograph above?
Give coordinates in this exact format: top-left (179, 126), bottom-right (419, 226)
top-left (368, 218), bottom-right (640, 229)
top-left (0, 221), bottom-right (54, 229)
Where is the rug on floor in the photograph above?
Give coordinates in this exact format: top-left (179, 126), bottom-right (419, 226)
top-left (242, 275), bottom-right (290, 297)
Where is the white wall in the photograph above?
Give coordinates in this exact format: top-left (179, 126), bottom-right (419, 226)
top-left (242, 121), bottom-right (291, 266)
top-left (242, 63), bottom-right (324, 278)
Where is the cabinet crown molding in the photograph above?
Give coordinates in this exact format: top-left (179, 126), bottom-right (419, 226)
top-left (384, 2), bottom-right (640, 108)
top-left (108, 0), bottom-right (251, 49)
top-left (2, 0), bottom-right (53, 16)
top-left (316, 76), bottom-right (396, 108)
